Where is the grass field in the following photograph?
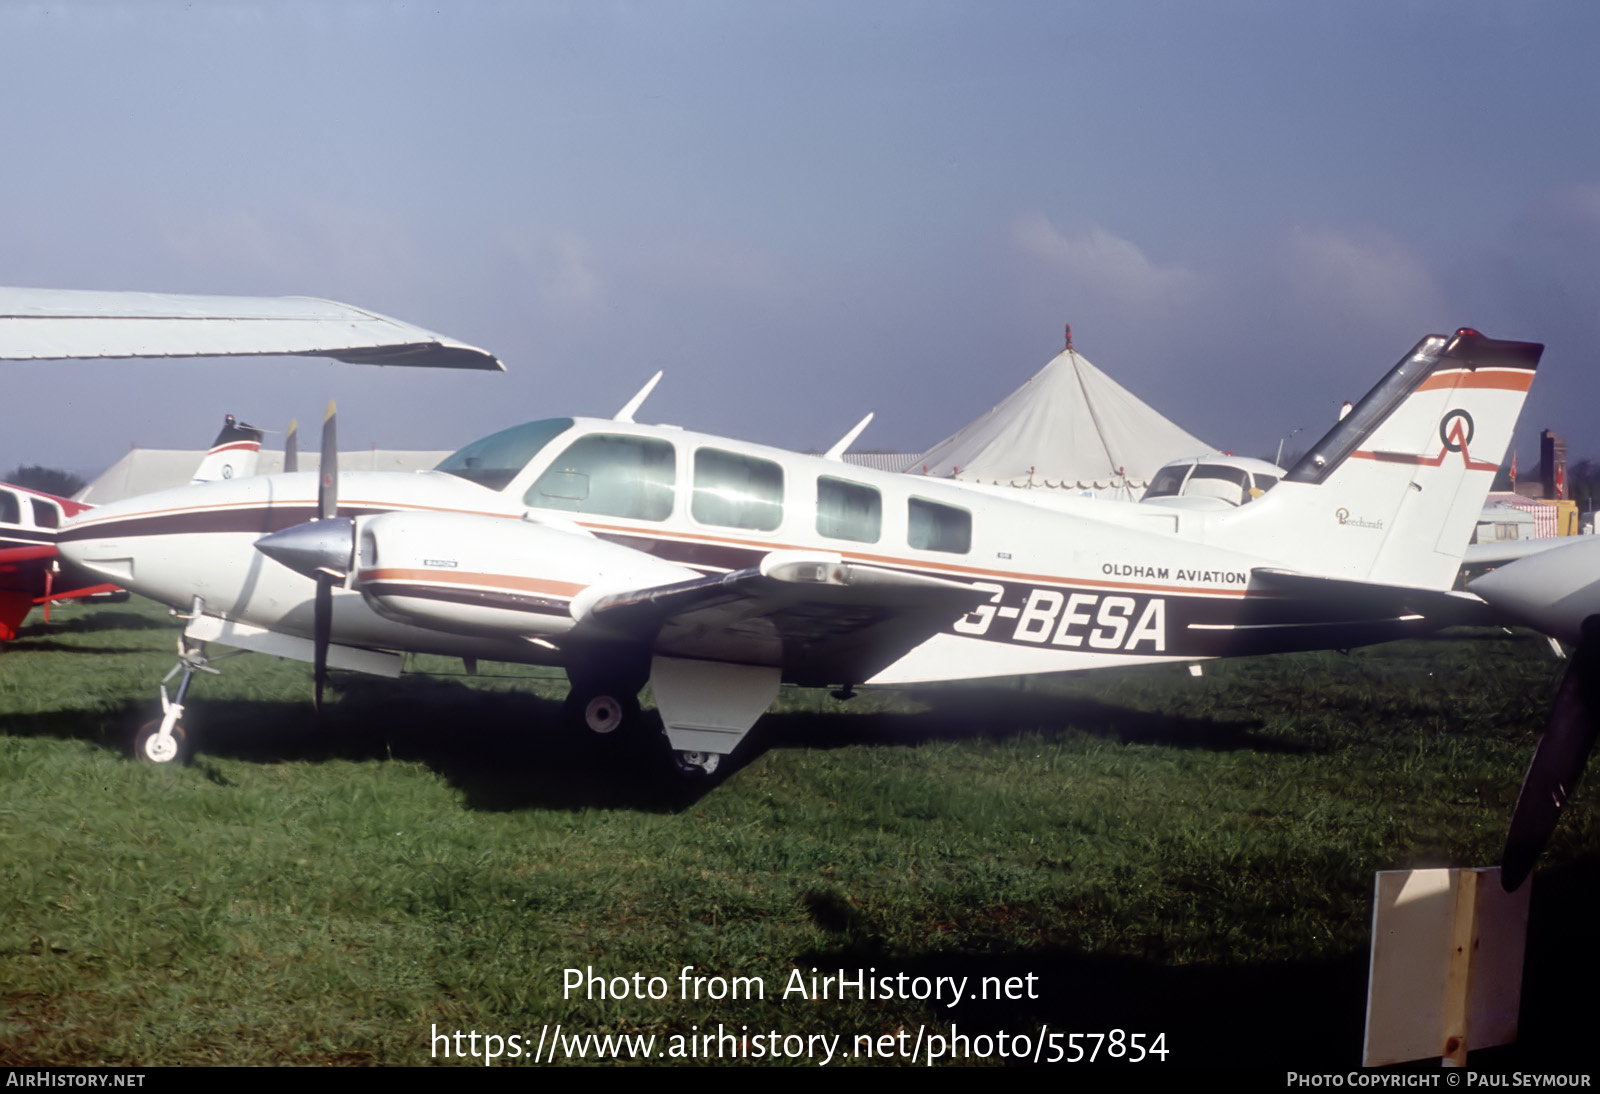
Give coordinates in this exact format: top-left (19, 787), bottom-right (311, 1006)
top-left (1, 597), bottom-right (1596, 1067)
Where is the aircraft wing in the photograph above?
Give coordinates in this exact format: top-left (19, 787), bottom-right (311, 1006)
top-left (0, 287), bottom-right (502, 371)
top-left (585, 553), bottom-right (991, 686)
top-left (1250, 568), bottom-right (1493, 626)
top-left (1462, 537), bottom-right (1574, 571)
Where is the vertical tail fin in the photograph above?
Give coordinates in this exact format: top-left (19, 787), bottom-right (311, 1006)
top-left (1235, 329), bottom-right (1542, 589)
top-left (191, 414), bottom-right (264, 484)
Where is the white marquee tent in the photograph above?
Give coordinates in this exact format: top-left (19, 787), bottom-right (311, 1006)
top-left (912, 344), bottom-right (1216, 495)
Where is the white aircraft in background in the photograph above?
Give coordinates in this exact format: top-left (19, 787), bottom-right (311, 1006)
top-left (0, 411), bottom-right (269, 640)
top-left (4, 292), bottom-right (1533, 789)
top-left (191, 414), bottom-right (267, 485)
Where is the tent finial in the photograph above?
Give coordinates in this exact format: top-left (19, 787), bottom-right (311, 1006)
top-left (1064, 323), bottom-right (1073, 351)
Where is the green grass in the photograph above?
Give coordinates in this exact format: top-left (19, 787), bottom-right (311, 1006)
top-left (0, 598), bottom-right (1594, 1066)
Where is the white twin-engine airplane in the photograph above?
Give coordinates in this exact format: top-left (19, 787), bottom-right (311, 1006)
top-left (46, 320), bottom-right (1540, 778)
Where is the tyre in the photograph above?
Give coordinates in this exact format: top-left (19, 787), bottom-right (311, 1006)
top-left (564, 689), bottom-right (641, 738)
top-left (132, 719), bottom-right (192, 765)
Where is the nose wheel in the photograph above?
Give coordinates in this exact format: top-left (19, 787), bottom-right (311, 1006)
top-left (133, 719), bottom-right (191, 765)
top-left (131, 598), bottom-right (234, 766)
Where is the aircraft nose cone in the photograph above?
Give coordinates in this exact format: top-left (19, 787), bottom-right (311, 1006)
top-left (255, 517), bottom-right (355, 580)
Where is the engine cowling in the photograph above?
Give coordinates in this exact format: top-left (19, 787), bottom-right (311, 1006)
top-left (351, 511), bottom-right (697, 639)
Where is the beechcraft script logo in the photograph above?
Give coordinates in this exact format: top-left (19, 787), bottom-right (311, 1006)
top-left (1353, 408), bottom-right (1498, 472)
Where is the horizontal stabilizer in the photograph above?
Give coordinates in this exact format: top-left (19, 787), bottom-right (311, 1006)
top-left (1461, 537), bottom-right (1572, 570)
top-left (0, 287), bottom-right (503, 371)
top-left (1251, 568), bottom-right (1493, 626)
top-left (587, 554), bottom-right (990, 685)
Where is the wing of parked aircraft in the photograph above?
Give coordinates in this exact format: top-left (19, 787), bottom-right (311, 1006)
top-left (0, 287), bottom-right (502, 371)
top-left (584, 552), bottom-right (991, 684)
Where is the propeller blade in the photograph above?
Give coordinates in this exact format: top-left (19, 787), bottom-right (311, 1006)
top-left (1503, 621), bottom-right (1600, 891)
top-left (283, 418), bottom-right (298, 474)
top-left (313, 576), bottom-right (333, 712)
top-left (318, 400), bottom-right (338, 522)
top-left (312, 400), bottom-right (339, 710)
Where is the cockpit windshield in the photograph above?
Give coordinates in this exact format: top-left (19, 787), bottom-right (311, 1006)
top-left (435, 418), bottom-right (575, 490)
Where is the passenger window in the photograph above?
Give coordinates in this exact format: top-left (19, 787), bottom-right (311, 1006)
top-left (908, 497), bottom-right (971, 554)
top-left (525, 434), bottom-right (676, 520)
top-left (817, 476), bottom-right (881, 543)
top-left (692, 448), bottom-right (783, 531)
top-left (29, 499), bottom-right (59, 528)
top-left (0, 490), bottom-right (17, 525)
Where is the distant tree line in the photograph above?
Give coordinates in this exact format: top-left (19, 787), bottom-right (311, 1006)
top-left (3, 465), bottom-right (87, 497)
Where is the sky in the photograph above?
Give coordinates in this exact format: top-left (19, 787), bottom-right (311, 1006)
top-left (1, 1), bottom-right (1596, 479)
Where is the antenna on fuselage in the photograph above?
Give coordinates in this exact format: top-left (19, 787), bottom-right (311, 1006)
top-left (614, 371), bottom-right (664, 423)
top-left (823, 412), bottom-right (874, 462)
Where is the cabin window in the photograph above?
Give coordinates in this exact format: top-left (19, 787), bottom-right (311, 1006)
top-left (1251, 473), bottom-right (1279, 499)
top-left (525, 434), bottom-right (676, 520)
top-left (29, 499), bottom-right (59, 529)
top-left (817, 476), bottom-right (881, 543)
top-left (692, 448), bottom-right (783, 531)
top-left (0, 490), bottom-right (17, 525)
top-left (908, 497), bottom-right (971, 554)
top-left (436, 418), bottom-right (576, 491)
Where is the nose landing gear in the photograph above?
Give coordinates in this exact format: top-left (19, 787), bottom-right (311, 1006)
top-left (131, 597), bottom-right (240, 766)
top-left (133, 638), bottom-right (217, 765)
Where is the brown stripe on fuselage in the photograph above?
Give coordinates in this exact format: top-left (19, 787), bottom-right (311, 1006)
top-left (60, 500), bottom-right (508, 544)
top-left (587, 523), bottom-right (1259, 599)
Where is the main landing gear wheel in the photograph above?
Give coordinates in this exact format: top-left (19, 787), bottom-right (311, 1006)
top-left (132, 719), bottom-right (192, 766)
top-left (564, 687), bottom-right (642, 739)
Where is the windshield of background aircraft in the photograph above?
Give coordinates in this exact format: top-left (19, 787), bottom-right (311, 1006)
top-left (1143, 465), bottom-right (1190, 499)
top-left (435, 418), bottom-right (575, 490)
top-left (1187, 464), bottom-right (1251, 505)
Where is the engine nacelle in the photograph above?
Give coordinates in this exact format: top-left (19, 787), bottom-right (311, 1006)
top-left (352, 511), bottom-right (697, 639)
